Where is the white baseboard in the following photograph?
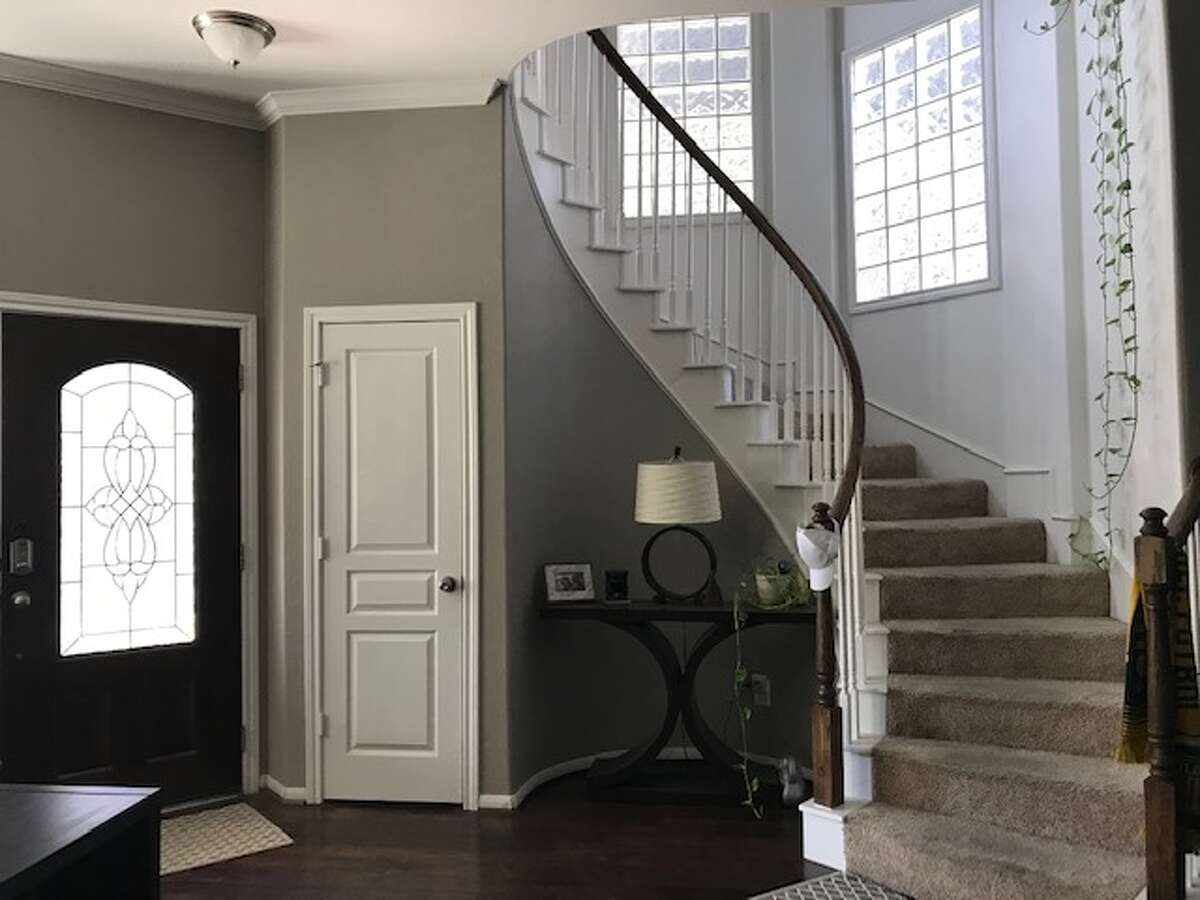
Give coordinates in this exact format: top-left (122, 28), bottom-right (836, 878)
top-left (478, 746), bottom-right (710, 811)
top-left (260, 774), bottom-right (308, 804)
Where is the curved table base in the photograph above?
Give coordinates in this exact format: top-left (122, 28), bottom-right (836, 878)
top-left (588, 616), bottom-right (779, 791)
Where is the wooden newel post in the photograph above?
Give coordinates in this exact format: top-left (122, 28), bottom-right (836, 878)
top-left (808, 501), bottom-right (843, 809)
top-left (1137, 506), bottom-right (1183, 900)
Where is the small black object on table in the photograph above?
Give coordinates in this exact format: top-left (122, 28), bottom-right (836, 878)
top-left (0, 784), bottom-right (161, 899)
top-left (540, 601), bottom-right (814, 802)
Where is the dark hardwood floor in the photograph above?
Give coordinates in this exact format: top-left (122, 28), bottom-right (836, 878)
top-left (163, 773), bottom-right (827, 899)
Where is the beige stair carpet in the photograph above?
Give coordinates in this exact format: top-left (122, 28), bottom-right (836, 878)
top-left (842, 443), bottom-right (1144, 900)
top-left (161, 802), bottom-right (293, 875)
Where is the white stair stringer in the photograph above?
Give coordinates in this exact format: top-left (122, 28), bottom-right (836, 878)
top-left (510, 74), bottom-right (831, 557)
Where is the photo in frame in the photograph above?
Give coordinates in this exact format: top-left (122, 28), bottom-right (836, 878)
top-left (544, 563), bottom-right (595, 603)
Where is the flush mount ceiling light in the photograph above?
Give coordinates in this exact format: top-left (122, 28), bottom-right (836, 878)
top-left (191, 10), bottom-right (276, 69)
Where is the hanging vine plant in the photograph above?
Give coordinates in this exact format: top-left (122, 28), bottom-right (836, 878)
top-left (1028, 0), bottom-right (1139, 568)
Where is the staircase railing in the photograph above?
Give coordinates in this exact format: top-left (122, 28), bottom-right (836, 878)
top-left (1138, 456), bottom-right (1200, 899)
top-left (528, 29), bottom-right (867, 809)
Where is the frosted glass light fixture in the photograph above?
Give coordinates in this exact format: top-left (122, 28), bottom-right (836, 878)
top-left (192, 10), bottom-right (276, 69)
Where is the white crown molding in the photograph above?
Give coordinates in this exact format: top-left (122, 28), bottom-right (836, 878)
top-left (0, 51), bottom-right (262, 130)
top-left (256, 77), bottom-right (498, 126)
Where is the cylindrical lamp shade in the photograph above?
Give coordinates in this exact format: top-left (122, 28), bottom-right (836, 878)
top-left (635, 458), bottom-right (722, 524)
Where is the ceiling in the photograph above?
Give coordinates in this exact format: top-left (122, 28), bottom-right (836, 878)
top-left (0, 0), bottom-right (874, 112)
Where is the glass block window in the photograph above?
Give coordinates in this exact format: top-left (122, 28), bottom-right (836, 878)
top-left (617, 15), bottom-right (753, 215)
top-left (60, 363), bottom-right (195, 656)
top-left (848, 6), bottom-right (992, 303)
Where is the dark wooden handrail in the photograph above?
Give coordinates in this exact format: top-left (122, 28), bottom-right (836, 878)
top-left (588, 28), bottom-right (866, 527)
top-left (1166, 456), bottom-right (1200, 542)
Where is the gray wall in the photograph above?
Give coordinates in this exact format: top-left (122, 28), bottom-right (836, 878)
top-left (0, 82), bottom-right (264, 314)
top-left (503, 97), bottom-right (812, 790)
top-left (0, 78), bottom-right (269, 770)
top-left (264, 102), bottom-right (509, 791)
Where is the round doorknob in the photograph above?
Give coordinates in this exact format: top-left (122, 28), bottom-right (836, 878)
top-left (10, 591), bottom-right (30, 608)
top-left (439, 576), bottom-right (457, 593)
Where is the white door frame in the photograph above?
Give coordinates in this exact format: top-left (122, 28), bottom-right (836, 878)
top-left (302, 303), bottom-right (480, 810)
top-left (0, 289), bottom-right (261, 796)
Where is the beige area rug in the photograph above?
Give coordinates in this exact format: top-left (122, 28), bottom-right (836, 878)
top-left (160, 802), bottom-right (293, 875)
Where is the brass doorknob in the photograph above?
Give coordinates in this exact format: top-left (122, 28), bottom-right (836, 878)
top-left (439, 577), bottom-right (457, 593)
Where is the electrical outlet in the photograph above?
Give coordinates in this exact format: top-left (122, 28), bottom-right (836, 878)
top-left (750, 673), bottom-right (772, 707)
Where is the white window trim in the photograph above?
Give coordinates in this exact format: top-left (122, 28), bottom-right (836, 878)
top-left (616, 13), bottom-right (773, 223)
top-left (841, 0), bottom-right (1003, 314)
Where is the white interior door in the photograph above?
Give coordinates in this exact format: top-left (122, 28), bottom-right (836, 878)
top-left (319, 318), bottom-right (466, 803)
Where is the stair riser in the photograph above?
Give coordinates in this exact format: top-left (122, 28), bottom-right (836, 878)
top-left (887, 690), bottom-right (1121, 757)
top-left (865, 523), bottom-right (1046, 567)
top-left (844, 818), bottom-right (1142, 900)
top-left (863, 481), bottom-right (988, 520)
top-left (879, 572), bottom-right (1109, 619)
top-left (873, 751), bottom-right (1142, 853)
top-left (862, 444), bottom-right (917, 479)
top-left (888, 631), bottom-right (1125, 681)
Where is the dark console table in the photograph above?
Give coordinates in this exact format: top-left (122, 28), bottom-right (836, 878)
top-left (541, 602), bottom-right (814, 799)
top-left (0, 784), bottom-right (160, 899)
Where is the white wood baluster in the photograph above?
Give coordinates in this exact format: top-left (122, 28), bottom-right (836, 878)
top-left (756, 235), bottom-right (765, 402)
top-left (736, 214), bottom-right (746, 403)
top-left (721, 196), bottom-right (729, 365)
top-left (597, 54), bottom-right (609, 240)
top-left (798, 294), bottom-right (809, 470)
top-left (571, 36), bottom-right (582, 196)
top-left (835, 352), bottom-right (844, 482)
top-left (669, 135), bottom-right (678, 324)
top-left (823, 330), bottom-right (833, 482)
top-left (766, 252), bottom-right (776, 412)
top-left (585, 46), bottom-right (596, 205)
top-left (686, 160), bottom-right (696, 361)
top-left (652, 121), bottom-right (661, 311)
top-left (785, 275), bottom-right (796, 443)
top-left (816, 296), bottom-right (825, 482)
top-left (636, 102), bottom-right (644, 286)
top-left (704, 179), bottom-right (713, 363)
top-left (616, 85), bottom-right (625, 250)
top-left (568, 36), bottom-right (578, 162)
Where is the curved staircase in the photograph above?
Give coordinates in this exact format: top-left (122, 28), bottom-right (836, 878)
top-left (509, 28), bottom-right (1147, 900)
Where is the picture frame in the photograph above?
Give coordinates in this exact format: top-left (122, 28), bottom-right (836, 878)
top-left (544, 563), bottom-right (595, 603)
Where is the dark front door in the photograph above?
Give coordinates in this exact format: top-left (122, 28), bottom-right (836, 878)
top-left (0, 313), bottom-right (242, 805)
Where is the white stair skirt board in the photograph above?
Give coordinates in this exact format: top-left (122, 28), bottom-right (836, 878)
top-left (750, 872), bottom-right (911, 900)
top-left (800, 799), bottom-right (871, 871)
top-left (160, 803), bottom-right (293, 875)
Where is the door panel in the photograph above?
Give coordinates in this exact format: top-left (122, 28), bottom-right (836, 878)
top-left (0, 313), bottom-right (241, 805)
top-left (320, 320), bottom-right (464, 803)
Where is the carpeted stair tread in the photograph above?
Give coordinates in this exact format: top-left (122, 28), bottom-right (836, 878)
top-left (844, 803), bottom-right (1145, 900)
top-left (871, 562), bottom-right (1108, 619)
top-left (888, 674), bottom-right (1122, 756)
top-left (886, 617), bottom-right (1125, 681)
top-left (863, 517), bottom-right (1045, 567)
top-left (872, 736), bottom-right (1143, 852)
top-left (862, 443), bottom-right (917, 480)
top-left (862, 478), bottom-right (988, 520)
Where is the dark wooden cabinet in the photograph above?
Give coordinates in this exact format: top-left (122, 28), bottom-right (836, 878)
top-left (0, 784), bottom-right (160, 900)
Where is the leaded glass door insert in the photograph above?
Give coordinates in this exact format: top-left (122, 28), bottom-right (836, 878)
top-left (60, 362), bottom-right (195, 656)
